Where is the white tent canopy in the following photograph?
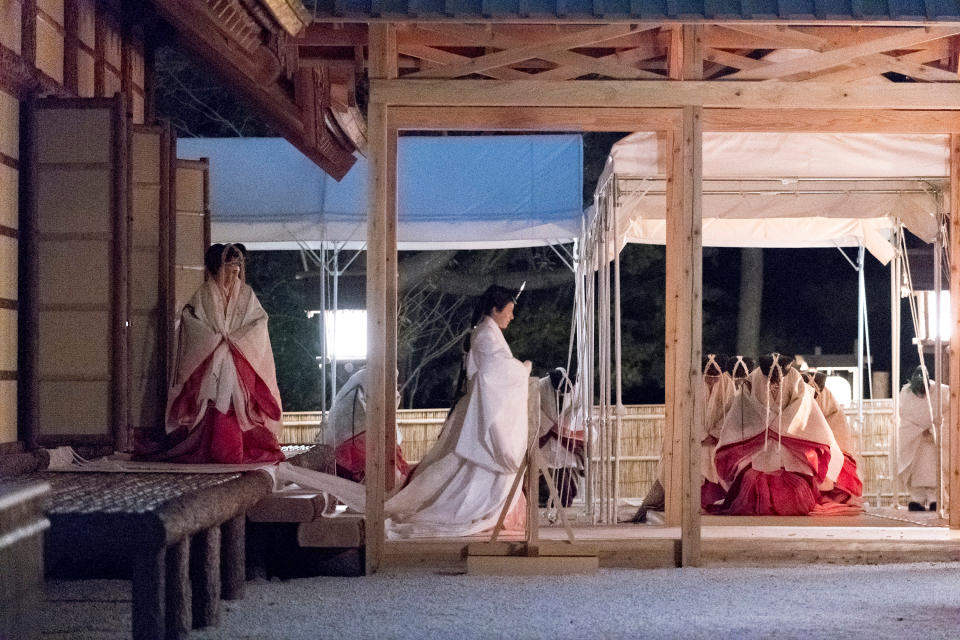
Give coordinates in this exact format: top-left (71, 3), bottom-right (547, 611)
top-left (596, 132), bottom-right (949, 263)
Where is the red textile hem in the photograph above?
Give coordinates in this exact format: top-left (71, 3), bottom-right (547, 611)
top-left (335, 432), bottom-right (411, 484)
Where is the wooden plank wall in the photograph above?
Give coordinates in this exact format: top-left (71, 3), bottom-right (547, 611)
top-left (172, 159), bottom-right (210, 361)
top-left (0, 90), bottom-right (19, 445)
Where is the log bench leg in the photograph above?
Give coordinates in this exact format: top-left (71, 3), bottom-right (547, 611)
top-left (166, 537), bottom-right (191, 640)
top-left (221, 515), bottom-right (246, 600)
top-left (190, 527), bottom-right (221, 629)
top-left (132, 545), bottom-right (165, 640)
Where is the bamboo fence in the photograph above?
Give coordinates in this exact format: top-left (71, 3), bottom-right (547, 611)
top-left (282, 399), bottom-right (898, 505)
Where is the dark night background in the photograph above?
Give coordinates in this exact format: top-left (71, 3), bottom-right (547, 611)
top-left (157, 46), bottom-right (934, 411)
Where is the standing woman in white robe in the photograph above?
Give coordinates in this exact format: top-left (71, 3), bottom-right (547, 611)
top-left (898, 366), bottom-right (950, 511)
top-left (386, 285), bottom-right (532, 538)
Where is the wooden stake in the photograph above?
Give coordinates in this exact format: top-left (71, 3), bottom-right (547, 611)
top-left (364, 22), bottom-right (397, 576)
top-left (949, 133), bottom-right (960, 530)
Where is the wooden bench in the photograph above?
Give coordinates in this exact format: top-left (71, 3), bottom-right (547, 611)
top-left (31, 469), bottom-right (273, 640)
top-left (0, 481), bottom-right (50, 640)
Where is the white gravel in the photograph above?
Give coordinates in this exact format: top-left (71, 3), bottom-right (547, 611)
top-left (41, 562), bottom-right (960, 639)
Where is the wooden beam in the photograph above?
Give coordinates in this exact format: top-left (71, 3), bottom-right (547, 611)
top-left (726, 27), bottom-right (960, 80)
top-left (703, 108), bottom-right (960, 132)
top-left (388, 106), bottom-right (680, 131)
top-left (404, 24), bottom-right (647, 79)
top-left (365, 22), bottom-right (396, 577)
top-left (950, 133), bottom-right (960, 530)
top-left (370, 79), bottom-right (960, 109)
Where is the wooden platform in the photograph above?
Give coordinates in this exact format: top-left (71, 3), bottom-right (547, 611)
top-left (384, 509), bottom-right (960, 570)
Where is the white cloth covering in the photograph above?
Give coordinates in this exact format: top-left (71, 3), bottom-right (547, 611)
top-left (701, 372), bottom-right (736, 485)
top-left (320, 368), bottom-right (402, 447)
top-left (167, 278), bottom-right (282, 438)
top-left (537, 376), bottom-right (579, 469)
top-left (717, 367), bottom-right (844, 489)
top-left (898, 382), bottom-right (950, 504)
top-left (384, 315), bottom-right (531, 538)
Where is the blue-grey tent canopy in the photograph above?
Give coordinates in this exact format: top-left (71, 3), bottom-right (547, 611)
top-left (177, 135), bottom-right (583, 250)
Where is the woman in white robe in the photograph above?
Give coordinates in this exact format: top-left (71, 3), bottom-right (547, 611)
top-left (137, 243), bottom-right (284, 464)
top-left (385, 285), bottom-right (531, 538)
top-left (898, 366), bottom-right (950, 510)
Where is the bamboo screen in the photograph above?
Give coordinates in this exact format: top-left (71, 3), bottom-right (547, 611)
top-left (0, 0), bottom-right (21, 54)
top-left (36, 0), bottom-right (65, 84)
top-left (282, 402), bottom-right (899, 504)
top-left (0, 89), bottom-right (19, 444)
top-left (29, 97), bottom-right (128, 447)
top-left (129, 125), bottom-right (171, 440)
top-left (172, 159), bottom-right (209, 357)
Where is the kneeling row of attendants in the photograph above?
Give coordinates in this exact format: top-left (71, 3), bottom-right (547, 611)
top-left (635, 353), bottom-right (863, 520)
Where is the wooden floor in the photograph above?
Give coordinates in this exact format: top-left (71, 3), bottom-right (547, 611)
top-left (383, 507), bottom-right (960, 569)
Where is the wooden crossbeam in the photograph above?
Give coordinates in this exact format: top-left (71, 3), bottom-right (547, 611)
top-left (405, 24), bottom-right (653, 79)
top-left (397, 43), bottom-right (529, 80)
top-left (387, 106), bottom-right (681, 131)
top-left (371, 78), bottom-right (960, 109)
top-left (727, 27), bottom-right (960, 80)
top-left (808, 49), bottom-right (958, 83)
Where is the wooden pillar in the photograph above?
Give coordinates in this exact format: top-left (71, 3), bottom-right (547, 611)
top-left (165, 538), bottom-right (191, 640)
top-left (663, 25), bottom-right (703, 566)
top-left (190, 527), bottom-right (221, 629)
top-left (219, 515), bottom-right (245, 600)
top-left (364, 22), bottom-right (397, 575)
top-left (949, 134), bottom-right (960, 529)
top-left (132, 545), bottom-right (166, 640)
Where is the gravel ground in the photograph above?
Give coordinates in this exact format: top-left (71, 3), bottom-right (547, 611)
top-left (39, 562), bottom-right (960, 639)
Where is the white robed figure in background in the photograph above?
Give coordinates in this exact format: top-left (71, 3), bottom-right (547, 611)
top-left (386, 285), bottom-right (531, 538)
top-left (898, 366), bottom-right (950, 511)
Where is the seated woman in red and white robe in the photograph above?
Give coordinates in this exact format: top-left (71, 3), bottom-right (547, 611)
top-left (710, 354), bottom-right (843, 516)
top-left (803, 371), bottom-right (863, 513)
top-left (138, 243), bottom-right (285, 464)
top-left (700, 354), bottom-right (736, 509)
top-left (322, 366), bottom-right (410, 485)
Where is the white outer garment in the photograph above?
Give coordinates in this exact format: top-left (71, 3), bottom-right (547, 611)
top-left (701, 373), bottom-right (736, 485)
top-left (814, 385), bottom-right (858, 456)
top-left (716, 367), bottom-right (844, 489)
top-left (320, 368), bottom-right (402, 447)
top-left (537, 376), bottom-right (579, 469)
top-left (384, 315), bottom-right (531, 538)
top-left (898, 383), bottom-right (950, 502)
top-left (167, 279), bottom-right (282, 438)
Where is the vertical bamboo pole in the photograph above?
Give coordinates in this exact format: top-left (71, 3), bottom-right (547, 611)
top-left (934, 210), bottom-right (944, 515)
top-left (948, 134), bottom-right (960, 528)
top-left (365, 23), bottom-right (397, 574)
top-left (384, 129), bottom-right (398, 492)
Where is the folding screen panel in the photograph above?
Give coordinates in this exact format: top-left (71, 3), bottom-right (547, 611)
top-left (35, 0), bottom-right (65, 84)
top-left (25, 96), bottom-right (129, 448)
top-left (0, 89), bottom-right (19, 445)
top-left (172, 159), bottom-right (210, 364)
top-left (129, 124), bottom-right (172, 442)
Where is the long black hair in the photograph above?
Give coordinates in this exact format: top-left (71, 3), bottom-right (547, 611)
top-left (470, 285), bottom-right (516, 327)
top-left (449, 284), bottom-right (517, 412)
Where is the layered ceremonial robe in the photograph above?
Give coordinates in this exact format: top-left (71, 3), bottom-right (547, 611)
top-left (712, 367), bottom-right (843, 515)
top-left (700, 372), bottom-right (736, 507)
top-left (537, 376), bottom-right (582, 470)
top-left (385, 315), bottom-right (530, 538)
top-left (154, 279), bottom-right (285, 464)
top-left (813, 383), bottom-right (863, 510)
top-left (898, 382), bottom-right (950, 506)
top-left (323, 368), bottom-right (410, 484)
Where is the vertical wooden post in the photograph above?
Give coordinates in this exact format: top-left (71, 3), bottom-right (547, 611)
top-left (949, 134), bottom-right (960, 529)
top-left (664, 25), bottom-right (703, 566)
top-left (365, 23), bottom-right (397, 575)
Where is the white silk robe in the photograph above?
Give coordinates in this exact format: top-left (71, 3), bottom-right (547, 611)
top-left (898, 382), bottom-right (950, 504)
top-left (167, 279), bottom-right (283, 439)
top-left (385, 315), bottom-right (530, 538)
